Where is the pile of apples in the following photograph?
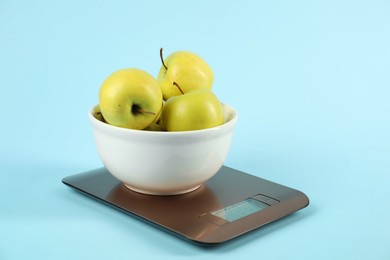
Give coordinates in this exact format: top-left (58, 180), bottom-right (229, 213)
top-left (96, 48), bottom-right (224, 131)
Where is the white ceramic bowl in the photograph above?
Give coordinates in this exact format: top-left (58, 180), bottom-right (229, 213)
top-left (89, 104), bottom-right (238, 195)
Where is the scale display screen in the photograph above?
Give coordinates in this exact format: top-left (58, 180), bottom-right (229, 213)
top-left (211, 198), bottom-right (269, 222)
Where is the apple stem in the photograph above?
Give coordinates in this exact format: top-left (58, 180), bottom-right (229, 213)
top-left (131, 104), bottom-right (156, 116)
top-left (173, 82), bottom-right (184, 95)
top-left (160, 48), bottom-right (168, 70)
top-left (137, 109), bottom-right (156, 116)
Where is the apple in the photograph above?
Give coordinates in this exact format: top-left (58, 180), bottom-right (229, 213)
top-left (157, 48), bottom-right (214, 100)
top-left (99, 68), bottom-right (163, 130)
top-left (144, 122), bottom-right (166, 131)
top-left (161, 89), bottom-right (224, 131)
top-left (92, 105), bottom-right (106, 122)
top-left (144, 101), bottom-right (166, 131)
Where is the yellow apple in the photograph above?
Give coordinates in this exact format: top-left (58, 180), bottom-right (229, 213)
top-left (92, 105), bottom-right (106, 122)
top-left (144, 122), bottom-right (166, 131)
top-left (99, 68), bottom-right (163, 130)
top-left (157, 49), bottom-right (214, 100)
top-left (161, 89), bottom-right (224, 131)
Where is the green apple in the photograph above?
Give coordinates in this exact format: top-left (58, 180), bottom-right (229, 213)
top-left (157, 48), bottom-right (214, 100)
top-left (99, 68), bottom-right (163, 130)
top-left (161, 89), bottom-right (224, 131)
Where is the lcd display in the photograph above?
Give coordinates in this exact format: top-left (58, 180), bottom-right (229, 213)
top-left (211, 198), bottom-right (268, 222)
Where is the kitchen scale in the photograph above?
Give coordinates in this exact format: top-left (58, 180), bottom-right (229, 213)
top-left (62, 166), bottom-right (309, 245)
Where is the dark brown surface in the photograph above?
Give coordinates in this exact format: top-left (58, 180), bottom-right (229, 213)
top-left (62, 166), bottom-right (309, 245)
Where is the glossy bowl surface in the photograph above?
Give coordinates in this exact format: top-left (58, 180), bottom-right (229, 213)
top-left (89, 104), bottom-right (238, 195)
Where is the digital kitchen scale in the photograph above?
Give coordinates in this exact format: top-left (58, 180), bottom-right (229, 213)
top-left (62, 166), bottom-right (309, 245)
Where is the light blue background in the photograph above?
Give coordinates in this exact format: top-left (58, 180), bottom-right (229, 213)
top-left (1, 0), bottom-right (389, 259)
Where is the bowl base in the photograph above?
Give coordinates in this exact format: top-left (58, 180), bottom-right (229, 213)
top-left (123, 183), bottom-right (202, 196)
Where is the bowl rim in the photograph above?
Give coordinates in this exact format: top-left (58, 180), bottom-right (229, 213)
top-left (89, 103), bottom-right (238, 136)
